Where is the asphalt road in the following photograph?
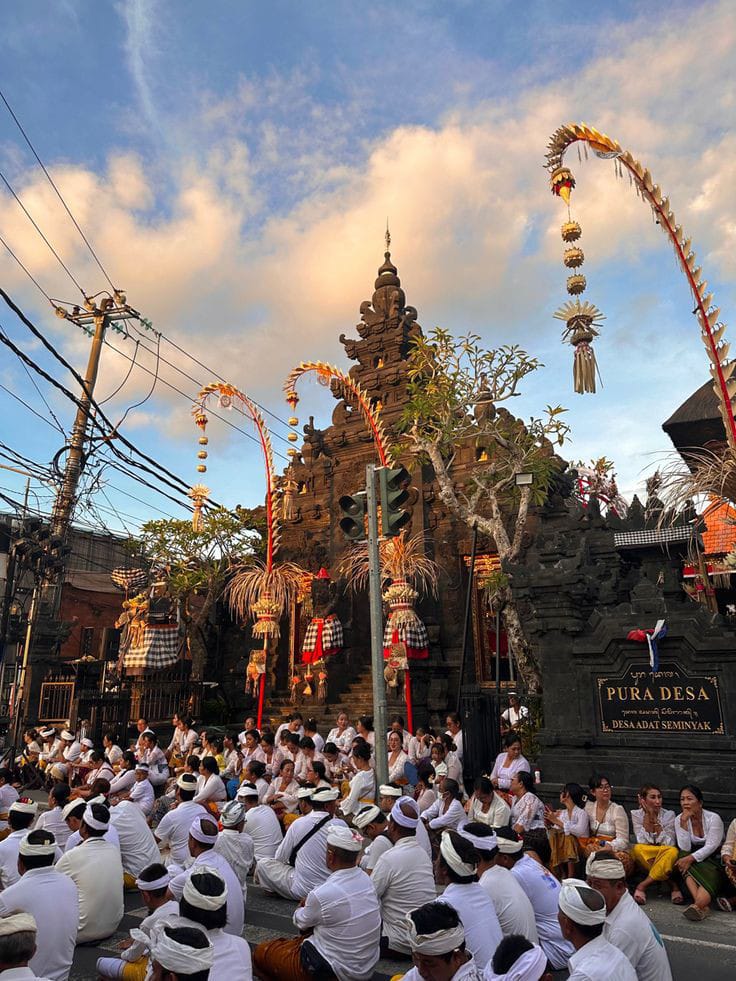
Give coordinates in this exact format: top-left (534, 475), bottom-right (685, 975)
top-left (64, 879), bottom-right (736, 980)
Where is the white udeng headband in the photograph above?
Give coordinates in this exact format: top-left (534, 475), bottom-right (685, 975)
top-left (558, 878), bottom-right (606, 926)
top-left (182, 868), bottom-right (227, 910)
top-left (189, 818), bottom-right (218, 844)
top-left (136, 872), bottom-right (171, 891)
top-left (391, 798), bottom-right (419, 829)
top-left (19, 834), bottom-right (56, 857)
top-left (439, 831), bottom-right (477, 877)
top-left (406, 914), bottom-right (466, 955)
top-left (379, 784), bottom-right (402, 797)
top-left (496, 836), bottom-right (524, 854)
top-left (147, 920), bottom-right (214, 973)
top-left (585, 852), bottom-right (626, 880)
top-left (83, 805), bottom-right (109, 831)
top-left (484, 945), bottom-right (548, 981)
top-left (458, 825), bottom-right (498, 852)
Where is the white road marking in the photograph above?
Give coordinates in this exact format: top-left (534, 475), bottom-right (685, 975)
top-left (661, 934), bottom-right (736, 952)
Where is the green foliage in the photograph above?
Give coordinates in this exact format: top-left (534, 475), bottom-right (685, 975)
top-left (137, 507), bottom-right (264, 622)
top-left (399, 328), bottom-right (569, 508)
top-left (480, 569), bottom-right (510, 605)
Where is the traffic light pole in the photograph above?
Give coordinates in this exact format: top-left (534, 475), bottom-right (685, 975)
top-left (366, 464), bottom-right (388, 788)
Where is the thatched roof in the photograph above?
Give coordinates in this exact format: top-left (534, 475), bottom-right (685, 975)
top-left (662, 380), bottom-right (730, 453)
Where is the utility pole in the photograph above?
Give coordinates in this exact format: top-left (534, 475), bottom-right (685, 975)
top-left (50, 293), bottom-right (137, 542)
top-left (366, 463), bottom-right (389, 787)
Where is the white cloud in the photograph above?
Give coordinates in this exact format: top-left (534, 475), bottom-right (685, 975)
top-left (0, 0), bottom-right (733, 518)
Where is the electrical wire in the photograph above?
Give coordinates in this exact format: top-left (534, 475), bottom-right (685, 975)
top-left (0, 292), bottom-right (207, 502)
top-left (0, 168), bottom-right (86, 297)
top-left (0, 231), bottom-right (55, 305)
top-left (0, 381), bottom-right (60, 431)
top-left (111, 331), bottom-right (161, 431)
top-left (103, 332), bottom-right (292, 463)
top-left (0, 86), bottom-right (116, 292)
top-left (16, 359), bottom-right (65, 435)
top-left (98, 337), bottom-right (140, 406)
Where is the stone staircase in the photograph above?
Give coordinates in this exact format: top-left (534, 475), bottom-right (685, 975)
top-left (262, 672), bottom-right (406, 733)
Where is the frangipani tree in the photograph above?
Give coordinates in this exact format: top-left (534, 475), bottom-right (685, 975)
top-left (399, 328), bottom-right (569, 692)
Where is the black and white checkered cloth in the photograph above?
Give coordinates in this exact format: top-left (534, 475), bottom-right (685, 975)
top-left (301, 614), bottom-right (343, 658)
top-left (383, 616), bottom-right (429, 658)
top-left (124, 623), bottom-right (181, 671)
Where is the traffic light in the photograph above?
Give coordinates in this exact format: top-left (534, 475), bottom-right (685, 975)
top-left (338, 491), bottom-right (367, 541)
top-left (379, 465), bottom-right (411, 537)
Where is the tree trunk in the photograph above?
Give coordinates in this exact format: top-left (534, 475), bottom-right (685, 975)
top-left (501, 594), bottom-right (542, 693)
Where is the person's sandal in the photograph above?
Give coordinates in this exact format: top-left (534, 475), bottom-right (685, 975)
top-left (717, 896), bottom-right (733, 913)
top-left (684, 905), bottom-right (710, 921)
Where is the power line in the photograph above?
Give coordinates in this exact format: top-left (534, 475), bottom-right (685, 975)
top-left (0, 86), bottom-right (116, 292)
top-left (0, 380), bottom-right (67, 431)
top-left (16, 358), bottom-right (65, 435)
top-left (0, 231), bottom-right (54, 303)
top-left (0, 167), bottom-right (86, 296)
top-left (98, 337), bottom-right (140, 406)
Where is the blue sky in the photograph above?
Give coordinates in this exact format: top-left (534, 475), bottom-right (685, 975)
top-left (0, 0), bottom-right (733, 535)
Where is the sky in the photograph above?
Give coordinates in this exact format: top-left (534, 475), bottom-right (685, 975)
top-left (0, 0), bottom-right (734, 537)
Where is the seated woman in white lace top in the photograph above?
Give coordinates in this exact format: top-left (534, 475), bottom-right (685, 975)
top-left (509, 771), bottom-right (545, 835)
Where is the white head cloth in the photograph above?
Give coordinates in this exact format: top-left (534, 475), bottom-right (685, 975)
top-left (297, 786), bottom-right (315, 800)
top-left (148, 920), bottom-right (214, 973)
top-left (190, 816), bottom-right (218, 845)
top-left (60, 730), bottom-right (75, 741)
top-left (391, 797), bottom-right (419, 829)
top-left (312, 786), bottom-right (339, 802)
top-left (135, 762), bottom-right (149, 772)
top-left (136, 871), bottom-right (171, 891)
top-left (379, 784), bottom-right (403, 798)
top-left (484, 945), bottom-right (548, 981)
top-left (327, 825), bottom-right (363, 852)
top-left (353, 804), bottom-right (382, 829)
top-left (236, 782), bottom-right (260, 799)
top-left (40, 727), bottom-right (55, 738)
top-left (177, 773), bottom-right (198, 791)
top-left (83, 804), bottom-right (109, 831)
top-left (585, 852), bottom-right (626, 880)
top-left (62, 799), bottom-right (86, 821)
top-left (439, 831), bottom-right (477, 877)
top-left (81, 737), bottom-right (94, 748)
top-left (10, 799), bottom-right (37, 816)
top-left (458, 824), bottom-right (498, 852)
top-left (406, 912), bottom-right (465, 955)
top-left (19, 833), bottom-right (56, 857)
top-left (558, 878), bottom-right (606, 926)
top-left (496, 836), bottom-right (523, 854)
top-left (183, 866), bottom-right (227, 910)
top-left (0, 912), bottom-right (37, 936)
top-left (88, 794), bottom-right (107, 806)
top-left (220, 800), bottom-right (245, 827)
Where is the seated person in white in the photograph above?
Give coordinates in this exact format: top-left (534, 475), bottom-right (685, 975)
top-left (490, 733), bottom-right (530, 793)
top-left (353, 805), bottom-right (392, 873)
top-left (154, 772), bottom-right (208, 867)
top-left (462, 822), bottom-right (539, 945)
top-left (193, 756), bottom-right (227, 808)
top-left (147, 922), bottom-right (214, 981)
top-left (338, 744), bottom-right (376, 817)
top-left (139, 732), bottom-right (170, 787)
top-left (387, 731), bottom-right (409, 784)
top-left (435, 829), bottom-right (502, 969)
top-left (509, 771), bottom-right (546, 835)
top-left (0, 830), bottom-right (78, 981)
top-left (96, 862), bottom-right (179, 979)
top-left (485, 935), bottom-right (549, 981)
top-left (256, 786), bottom-right (346, 900)
top-left (55, 802), bottom-right (124, 943)
top-left (108, 751), bottom-right (138, 800)
top-left (175, 867), bottom-right (252, 980)
top-left (0, 799), bottom-right (39, 889)
top-left (237, 783), bottom-right (284, 861)
top-left (422, 778), bottom-right (466, 835)
top-left (34, 784), bottom-right (72, 851)
top-left (253, 824), bottom-right (381, 981)
top-left (0, 912), bottom-right (58, 981)
top-left (121, 763), bottom-right (155, 816)
top-left (400, 900), bottom-right (486, 981)
top-left (557, 878), bottom-right (636, 981)
top-left (326, 712), bottom-right (356, 754)
top-left (167, 816), bottom-right (244, 937)
top-left (214, 800), bottom-right (255, 903)
top-left (466, 776), bottom-right (511, 829)
top-left (370, 798), bottom-right (436, 957)
top-left (585, 852), bottom-right (673, 981)
top-left (108, 798), bottom-right (161, 886)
